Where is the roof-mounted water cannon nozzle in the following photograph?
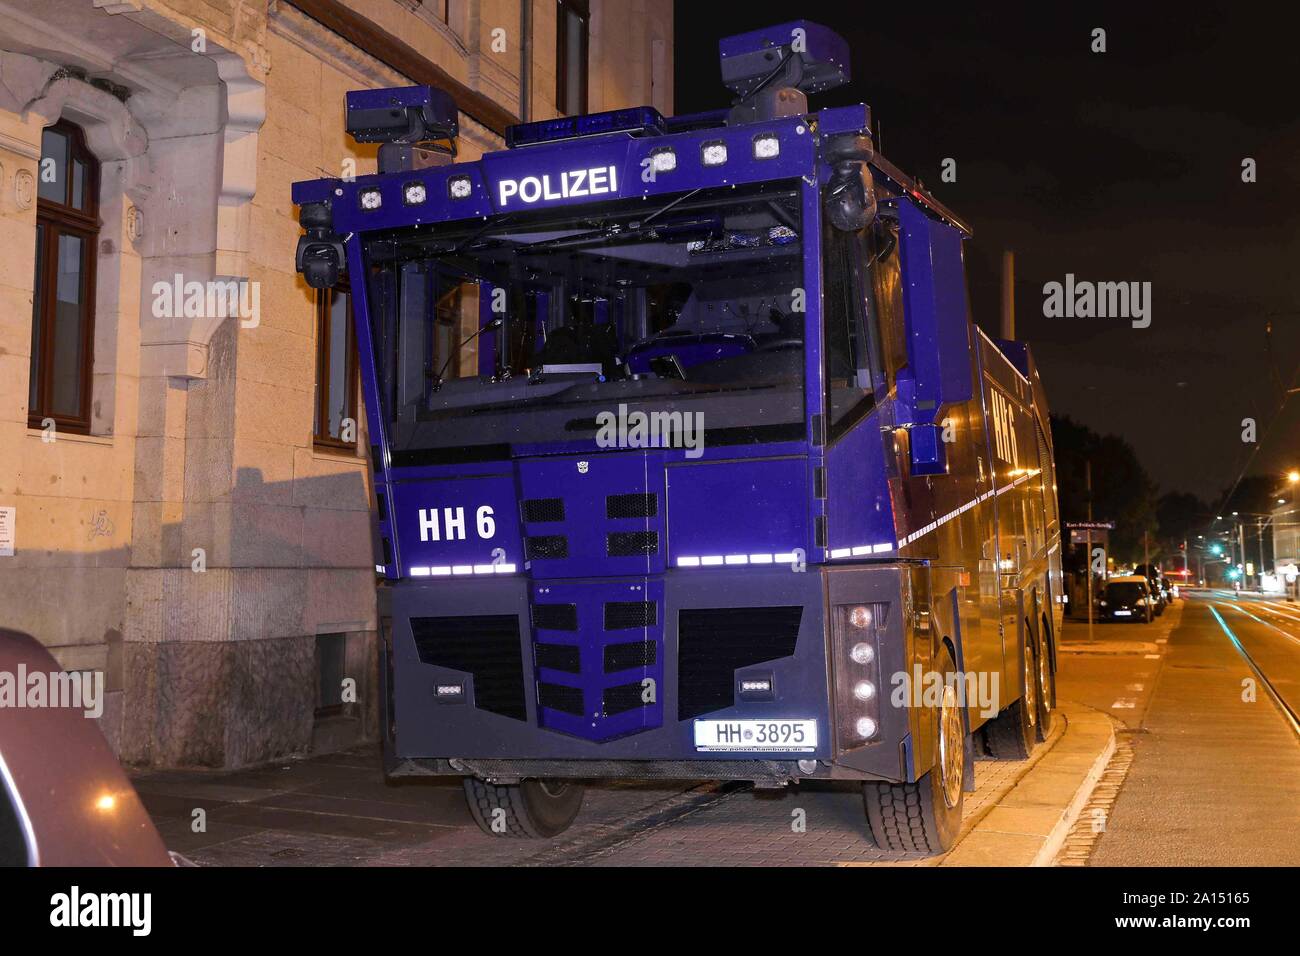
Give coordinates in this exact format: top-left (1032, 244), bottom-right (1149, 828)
top-left (346, 85), bottom-right (460, 174)
top-left (719, 20), bottom-right (850, 125)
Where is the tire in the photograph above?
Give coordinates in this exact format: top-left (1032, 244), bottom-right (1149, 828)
top-left (462, 777), bottom-right (584, 838)
top-left (984, 625), bottom-right (1038, 759)
top-left (863, 646), bottom-right (964, 855)
top-left (1035, 615), bottom-right (1056, 741)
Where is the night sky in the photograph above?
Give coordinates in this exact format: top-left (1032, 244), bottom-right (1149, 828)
top-left (674, 2), bottom-right (1300, 503)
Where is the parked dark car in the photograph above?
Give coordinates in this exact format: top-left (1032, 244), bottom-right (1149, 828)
top-left (0, 628), bottom-right (175, 866)
top-left (1099, 576), bottom-right (1155, 623)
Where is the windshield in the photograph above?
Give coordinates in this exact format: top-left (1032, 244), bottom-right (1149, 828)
top-left (1104, 582), bottom-right (1147, 603)
top-left (360, 181), bottom-right (806, 461)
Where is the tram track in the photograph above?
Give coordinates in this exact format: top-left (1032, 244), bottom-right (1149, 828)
top-left (1207, 599), bottom-right (1300, 741)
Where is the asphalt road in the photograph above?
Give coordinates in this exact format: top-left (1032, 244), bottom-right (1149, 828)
top-left (1070, 592), bottom-right (1300, 865)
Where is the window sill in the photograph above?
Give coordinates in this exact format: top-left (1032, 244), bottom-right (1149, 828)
top-left (312, 443), bottom-right (366, 465)
top-left (26, 428), bottom-right (113, 447)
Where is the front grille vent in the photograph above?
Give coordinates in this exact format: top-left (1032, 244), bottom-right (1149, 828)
top-left (677, 606), bottom-right (802, 720)
top-left (604, 640), bottom-right (657, 672)
top-left (602, 681), bottom-right (649, 717)
top-left (604, 601), bottom-right (657, 630)
top-left (534, 642), bottom-right (581, 674)
top-left (537, 681), bottom-right (585, 716)
top-left (521, 497), bottom-right (565, 523)
top-left (410, 615), bottom-right (526, 721)
top-left (526, 535), bottom-right (569, 560)
top-left (606, 493), bottom-right (657, 519)
top-left (531, 603), bottom-right (578, 631)
top-left (607, 531), bottom-right (658, 557)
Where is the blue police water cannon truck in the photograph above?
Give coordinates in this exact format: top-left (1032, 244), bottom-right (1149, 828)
top-left (293, 20), bottom-right (1063, 853)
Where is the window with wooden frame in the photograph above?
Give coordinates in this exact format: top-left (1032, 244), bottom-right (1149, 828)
top-left (556, 0), bottom-right (589, 116)
top-left (314, 284), bottom-right (360, 449)
top-left (30, 121), bottom-right (99, 433)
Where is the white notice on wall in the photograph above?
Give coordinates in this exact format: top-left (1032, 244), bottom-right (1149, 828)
top-left (0, 507), bottom-right (14, 557)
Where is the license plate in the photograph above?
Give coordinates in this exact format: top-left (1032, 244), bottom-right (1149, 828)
top-left (1114, 609), bottom-right (1131, 616)
top-left (693, 719), bottom-right (818, 752)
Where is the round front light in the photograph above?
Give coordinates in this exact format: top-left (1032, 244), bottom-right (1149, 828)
top-left (849, 606), bottom-right (871, 629)
top-left (358, 188), bottom-right (382, 210)
top-left (448, 175), bottom-right (473, 199)
top-left (855, 716), bottom-right (878, 739)
top-left (850, 642), bottom-right (875, 665)
top-left (853, 680), bottom-right (876, 701)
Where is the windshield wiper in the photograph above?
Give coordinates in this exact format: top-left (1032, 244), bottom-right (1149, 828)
top-left (430, 317), bottom-right (502, 391)
top-left (514, 189), bottom-right (705, 254)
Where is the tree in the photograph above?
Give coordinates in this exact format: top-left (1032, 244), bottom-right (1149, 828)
top-left (1050, 414), bottom-right (1159, 563)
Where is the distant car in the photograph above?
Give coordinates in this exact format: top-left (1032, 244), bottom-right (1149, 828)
top-left (1132, 564), bottom-right (1166, 615)
top-left (1150, 579), bottom-right (1167, 616)
top-left (1099, 575), bottom-right (1155, 623)
top-left (0, 628), bottom-right (176, 866)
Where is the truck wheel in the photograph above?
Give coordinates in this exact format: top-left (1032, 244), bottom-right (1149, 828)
top-left (984, 627), bottom-right (1038, 759)
top-left (863, 646), bottom-right (964, 855)
top-left (462, 777), bottom-right (584, 838)
top-left (1036, 617), bottom-right (1056, 741)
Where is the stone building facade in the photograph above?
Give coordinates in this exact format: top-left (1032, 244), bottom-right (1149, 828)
top-left (0, 0), bottom-right (672, 768)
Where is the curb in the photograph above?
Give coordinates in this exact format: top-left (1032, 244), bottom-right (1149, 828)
top-left (939, 702), bottom-right (1118, 867)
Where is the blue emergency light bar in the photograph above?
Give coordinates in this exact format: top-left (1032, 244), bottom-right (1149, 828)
top-left (506, 105), bottom-right (666, 148)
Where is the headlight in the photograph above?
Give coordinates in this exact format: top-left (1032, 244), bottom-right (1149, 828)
top-left (650, 147), bottom-right (676, 173)
top-left (358, 187), bottom-right (382, 210)
top-left (833, 603), bottom-right (884, 754)
top-left (447, 175), bottom-right (473, 199)
top-left (403, 181), bottom-right (427, 205)
top-left (701, 140), bottom-right (728, 166)
top-left (753, 133), bottom-right (780, 159)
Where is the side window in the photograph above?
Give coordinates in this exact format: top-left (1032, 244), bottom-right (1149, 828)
top-left (30, 121), bottom-right (99, 433)
top-left (867, 218), bottom-right (908, 390)
top-left (823, 223), bottom-right (878, 435)
top-left (314, 285), bottom-right (359, 448)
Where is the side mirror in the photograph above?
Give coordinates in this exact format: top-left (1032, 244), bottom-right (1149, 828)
top-left (891, 198), bottom-right (974, 475)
